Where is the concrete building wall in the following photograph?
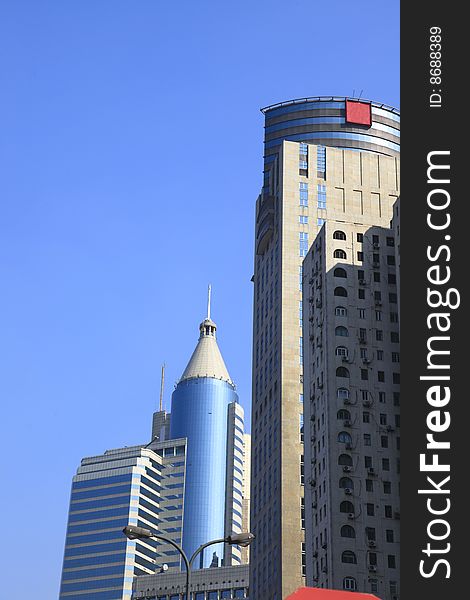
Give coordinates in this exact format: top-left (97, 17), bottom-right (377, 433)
top-left (302, 219), bottom-right (400, 599)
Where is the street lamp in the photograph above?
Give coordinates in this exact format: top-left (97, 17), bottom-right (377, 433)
top-left (123, 525), bottom-right (254, 600)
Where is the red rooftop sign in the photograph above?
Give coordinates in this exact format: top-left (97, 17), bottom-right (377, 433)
top-left (345, 99), bottom-right (372, 127)
top-left (286, 588), bottom-right (381, 600)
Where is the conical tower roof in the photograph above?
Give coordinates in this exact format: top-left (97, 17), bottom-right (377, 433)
top-left (179, 286), bottom-right (234, 387)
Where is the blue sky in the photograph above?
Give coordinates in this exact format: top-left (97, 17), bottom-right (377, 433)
top-left (0, 1), bottom-right (398, 597)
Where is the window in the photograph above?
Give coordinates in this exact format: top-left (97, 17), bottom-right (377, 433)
top-left (387, 255), bottom-right (396, 265)
top-left (343, 577), bottom-right (357, 591)
top-left (380, 413), bottom-right (387, 425)
top-left (337, 387), bottom-right (350, 400)
top-left (338, 431), bottom-right (352, 444)
top-left (317, 217), bottom-right (325, 226)
top-left (374, 271), bottom-right (381, 282)
top-left (389, 292), bottom-right (398, 303)
top-left (384, 481), bottom-right (392, 494)
top-left (299, 215), bottom-right (308, 224)
top-left (360, 347), bottom-right (368, 359)
top-left (336, 346), bottom-right (348, 357)
top-left (377, 350), bottom-right (384, 360)
top-left (335, 325), bottom-right (349, 336)
top-left (363, 412), bottom-right (370, 423)
top-left (299, 142), bottom-right (308, 154)
top-left (340, 500), bottom-right (355, 513)
top-left (364, 434), bottom-right (371, 446)
top-left (378, 371), bottom-right (385, 382)
top-left (358, 289), bottom-right (365, 299)
top-left (318, 184), bottom-right (327, 209)
top-left (365, 456), bottom-right (372, 468)
top-left (375, 310), bottom-right (382, 321)
top-left (373, 235), bottom-right (379, 245)
top-left (369, 552), bottom-right (378, 566)
top-left (336, 367), bottom-right (350, 378)
top-left (338, 454), bottom-right (353, 466)
top-left (370, 579), bottom-right (378, 593)
top-left (366, 527), bottom-right (376, 541)
top-left (388, 273), bottom-right (397, 284)
top-left (388, 555), bottom-right (397, 568)
top-left (317, 145), bottom-right (326, 177)
top-left (300, 414), bottom-right (304, 443)
top-left (299, 159), bottom-right (308, 170)
top-left (342, 550), bottom-right (357, 564)
top-left (357, 251), bottom-right (364, 262)
top-left (334, 249), bottom-right (347, 259)
top-left (393, 372), bottom-right (400, 384)
top-left (299, 232), bottom-right (309, 257)
top-left (387, 236), bottom-right (395, 247)
top-left (340, 525), bottom-right (356, 538)
top-left (366, 479), bottom-right (373, 492)
top-left (335, 306), bottom-right (347, 317)
top-left (359, 328), bottom-right (367, 341)
top-left (382, 458), bottom-right (390, 471)
top-left (361, 369), bottom-right (369, 380)
top-left (390, 311), bottom-right (399, 323)
top-left (393, 392), bottom-right (400, 406)
top-left (376, 330), bottom-right (383, 341)
top-left (337, 409), bottom-right (350, 420)
top-left (334, 267), bottom-right (347, 278)
top-left (359, 308), bottom-right (366, 319)
top-left (386, 529), bottom-right (395, 543)
top-left (379, 392), bottom-right (386, 403)
top-left (299, 301), bottom-right (303, 327)
top-left (340, 477), bottom-right (354, 490)
top-left (385, 505), bottom-right (393, 518)
top-left (333, 230), bottom-right (346, 240)
top-left (357, 233), bottom-right (363, 242)
top-left (367, 503), bottom-right (375, 516)
top-left (391, 331), bottom-right (399, 342)
top-left (299, 182), bottom-right (308, 206)
top-left (381, 436), bottom-right (389, 448)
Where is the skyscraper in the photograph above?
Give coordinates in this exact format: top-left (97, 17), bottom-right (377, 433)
top-left (169, 291), bottom-right (247, 569)
top-left (59, 446), bottom-right (165, 600)
top-left (250, 97), bottom-right (400, 600)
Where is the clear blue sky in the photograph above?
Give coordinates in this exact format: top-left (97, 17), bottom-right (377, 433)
top-left (0, 1), bottom-right (398, 597)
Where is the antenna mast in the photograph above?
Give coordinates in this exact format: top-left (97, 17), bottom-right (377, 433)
top-left (159, 363), bottom-right (165, 412)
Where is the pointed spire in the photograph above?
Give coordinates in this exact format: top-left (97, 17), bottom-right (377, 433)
top-left (207, 284), bottom-right (211, 320)
top-left (178, 287), bottom-right (234, 386)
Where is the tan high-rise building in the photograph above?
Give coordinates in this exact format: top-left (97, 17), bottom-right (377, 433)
top-left (250, 97), bottom-right (400, 600)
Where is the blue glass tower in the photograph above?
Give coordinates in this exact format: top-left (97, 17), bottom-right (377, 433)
top-left (170, 292), bottom-right (239, 569)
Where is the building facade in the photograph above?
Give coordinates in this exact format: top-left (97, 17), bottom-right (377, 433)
top-left (302, 220), bottom-right (400, 599)
top-left (59, 446), bottom-right (165, 600)
top-left (250, 97), bottom-right (400, 599)
top-left (132, 564), bottom-right (249, 600)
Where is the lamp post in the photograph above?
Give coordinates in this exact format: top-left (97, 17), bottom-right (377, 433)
top-left (123, 525), bottom-right (254, 600)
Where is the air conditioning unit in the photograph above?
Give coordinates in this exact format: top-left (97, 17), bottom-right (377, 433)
top-left (343, 419), bottom-right (352, 427)
top-left (310, 435), bottom-right (316, 442)
top-left (394, 511), bottom-right (401, 520)
top-left (322, 566), bottom-right (328, 573)
top-left (367, 540), bottom-right (376, 548)
top-left (387, 425), bottom-right (395, 432)
top-left (342, 356), bottom-right (349, 363)
top-left (345, 442), bottom-right (352, 450)
top-left (309, 478), bottom-right (317, 487)
top-left (321, 542), bottom-right (327, 549)
top-left (373, 262), bottom-right (380, 269)
top-left (359, 338), bottom-right (367, 344)
top-left (318, 382), bottom-right (324, 389)
top-left (342, 465), bottom-right (352, 473)
top-left (375, 300), bottom-right (382, 306)
top-left (316, 299), bottom-right (322, 308)
top-left (362, 358), bottom-right (371, 364)
top-left (373, 242), bottom-right (380, 249)
top-left (363, 400), bottom-right (372, 407)
top-left (344, 487), bottom-right (353, 495)
top-left (347, 512), bottom-right (355, 520)
top-left (343, 398), bottom-right (352, 405)
top-left (368, 565), bottom-right (377, 572)
top-left (313, 551), bottom-right (318, 557)
top-left (359, 279), bottom-right (366, 286)
top-left (367, 467), bottom-right (376, 476)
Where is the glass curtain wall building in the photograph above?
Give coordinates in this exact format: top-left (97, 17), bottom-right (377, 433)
top-left (170, 303), bottom-right (244, 569)
top-left (59, 446), bottom-right (163, 600)
top-left (250, 96), bottom-right (400, 599)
